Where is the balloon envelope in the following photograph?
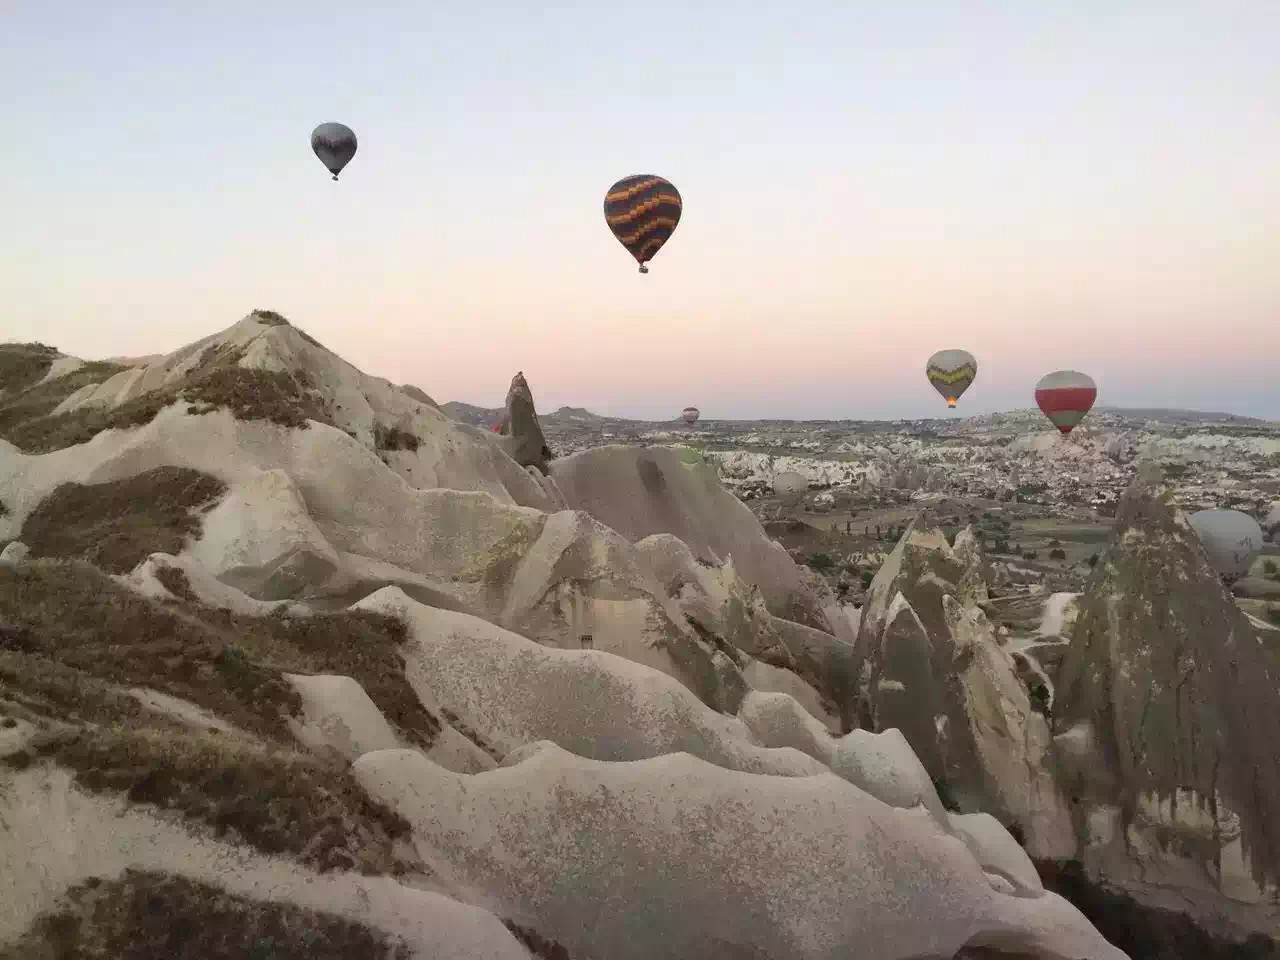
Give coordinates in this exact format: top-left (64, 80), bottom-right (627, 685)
top-left (1189, 509), bottom-right (1263, 580)
top-left (681, 406), bottom-right (700, 425)
top-left (772, 471), bottom-right (808, 495)
top-left (311, 123), bottom-right (358, 180)
top-left (926, 349), bottom-right (978, 408)
top-left (603, 175), bottom-right (682, 272)
top-left (1035, 370), bottom-right (1097, 434)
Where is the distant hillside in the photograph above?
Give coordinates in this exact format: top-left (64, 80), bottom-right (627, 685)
top-left (440, 400), bottom-right (502, 426)
top-left (1095, 406), bottom-right (1271, 425)
top-left (550, 406), bottom-right (604, 422)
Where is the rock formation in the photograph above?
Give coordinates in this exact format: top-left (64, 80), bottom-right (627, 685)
top-left (855, 516), bottom-right (1074, 858)
top-left (498, 370), bottom-right (553, 475)
top-left (0, 313), bottom-right (1133, 958)
top-left (1054, 476), bottom-right (1280, 940)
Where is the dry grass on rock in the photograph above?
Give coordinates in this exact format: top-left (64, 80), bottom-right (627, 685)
top-left (0, 562), bottom-right (302, 741)
top-left (250, 309), bottom-right (291, 326)
top-left (6, 726), bottom-right (413, 874)
top-left (183, 367), bottom-right (333, 431)
top-left (2, 339), bottom-right (334, 454)
top-left (20, 467), bottom-right (227, 574)
top-left (215, 606), bottom-right (440, 749)
top-left (0, 342), bottom-right (60, 397)
top-left (0, 358), bottom-right (130, 440)
top-left (0, 558), bottom-right (439, 753)
top-left (373, 422), bottom-right (421, 452)
top-left (1, 868), bottom-right (413, 960)
top-left (0, 547), bottom-right (436, 876)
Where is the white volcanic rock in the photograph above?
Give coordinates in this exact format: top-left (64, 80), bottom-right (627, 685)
top-left (949, 812), bottom-right (1045, 897)
top-left (737, 690), bottom-right (836, 765)
top-left (121, 552), bottom-right (310, 616)
top-left (944, 595), bottom-right (1075, 859)
top-left (0, 540), bottom-right (30, 569)
top-left (0, 339), bottom-right (742, 708)
top-left (830, 727), bottom-right (950, 825)
top-left (550, 445), bottom-right (829, 625)
top-left (0, 766), bottom-right (532, 960)
top-left (740, 659), bottom-right (837, 732)
top-left (285, 674), bottom-right (405, 762)
top-left (355, 588), bottom-right (824, 778)
top-left (47, 313), bottom-right (554, 510)
top-left (355, 742), bottom-right (1127, 960)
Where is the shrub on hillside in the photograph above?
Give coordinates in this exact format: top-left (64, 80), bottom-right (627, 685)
top-left (19, 467), bottom-right (226, 574)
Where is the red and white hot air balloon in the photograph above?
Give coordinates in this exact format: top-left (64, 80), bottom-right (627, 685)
top-left (1035, 370), bottom-right (1097, 435)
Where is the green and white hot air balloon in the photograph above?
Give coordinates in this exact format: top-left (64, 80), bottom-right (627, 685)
top-left (926, 349), bottom-right (978, 409)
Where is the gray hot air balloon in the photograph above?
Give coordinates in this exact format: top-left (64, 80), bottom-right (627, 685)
top-left (772, 471), bottom-right (808, 496)
top-left (681, 406), bottom-right (700, 425)
top-left (311, 123), bottom-right (358, 181)
top-left (1188, 509), bottom-right (1264, 581)
top-left (925, 349), bottom-right (978, 409)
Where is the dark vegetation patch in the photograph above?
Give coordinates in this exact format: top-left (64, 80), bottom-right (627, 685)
top-left (0, 359), bottom-right (130, 439)
top-left (3, 388), bottom-right (177, 454)
top-left (0, 650), bottom-right (150, 731)
top-left (6, 726), bottom-right (412, 873)
top-left (155, 565), bottom-right (199, 601)
top-left (0, 562), bottom-right (422, 872)
top-left (1035, 859), bottom-right (1277, 960)
top-left (1, 868), bottom-right (413, 960)
top-left (0, 561), bottom-right (438, 749)
top-left (0, 342), bottom-right (59, 396)
top-left (225, 608), bottom-right (439, 749)
top-left (0, 562), bottom-right (301, 741)
top-left (0, 497), bottom-right (7, 517)
top-left (183, 367), bottom-right (333, 430)
top-left (373, 422), bottom-right (421, 452)
top-left (20, 467), bottom-right (226, 574)
top-left (503, 921), bottom-right (572, 960)
top-left (2, 339), bottom-right (333, 454)
top-left (251, 308), bottom-right (291, 326)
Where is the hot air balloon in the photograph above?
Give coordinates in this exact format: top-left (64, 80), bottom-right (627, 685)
top-left (925, 349), bottom-right (978, 408)
top-left (772, 471), bottom-right (808, 496)
top-left (1035, 370), bottom-right (1097, 435)
top-left (681, 406), bottom-right (700, 425)
top-left (1188, 509), bottom-right (1264, 581)
top-left (311, 123), bottom-right (358, 181)
top-left (603, 175), bottom-right (682, 274)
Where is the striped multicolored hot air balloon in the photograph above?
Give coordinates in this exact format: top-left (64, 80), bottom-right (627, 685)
top-left (1035, 370), bottom-right (1097, 434)
top-left (603, 175), bottom-right (682, 274)
top-left (681, 406), bottom-right (700, 425)
top-left (925, 349), bottom-right (978, 408)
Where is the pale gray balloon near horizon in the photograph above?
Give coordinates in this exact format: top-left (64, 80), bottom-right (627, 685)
top-left (925, 349), bottom-right (978, 408)
top-left (311, 123), bottom-right (358, 181)
top-left (681, 406), bottom-right (700, 425)
top-left (1188, 509), bottom-right (1263, 581)
top-left (772, 471), bottom-right (808, 495)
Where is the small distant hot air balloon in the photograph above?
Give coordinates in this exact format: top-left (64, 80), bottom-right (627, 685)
top-left (681, 406), bottom-right (700, 426)
top-left (772, 471), bottom-right (808, 496)
top-left (604, 175), bottom-right (682, 274)
top-left (1188, 509), bottom-right (1264, 581)
top-left (1035, 370), bottom-right (1097, 435)
top-left (925, 349), bottom-right (978, 409)
top-left (311, 123), bottom-right (358, 181)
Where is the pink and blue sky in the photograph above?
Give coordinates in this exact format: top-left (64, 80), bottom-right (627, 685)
top-left (3, 1), bottom-right (1277, 420)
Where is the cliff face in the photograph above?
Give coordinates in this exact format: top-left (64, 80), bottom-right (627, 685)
top-left (1055, 478), bottom-right (1280, 935)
